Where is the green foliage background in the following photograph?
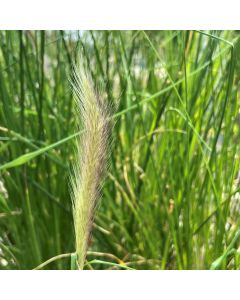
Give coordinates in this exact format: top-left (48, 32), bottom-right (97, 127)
top-left (0, 30), bottom-right (240, 269)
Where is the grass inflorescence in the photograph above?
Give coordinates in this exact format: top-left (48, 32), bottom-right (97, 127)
top-left (70, 63), bottom-right (113, 269)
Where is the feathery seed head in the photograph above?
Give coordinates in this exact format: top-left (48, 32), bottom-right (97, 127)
top-left (70, 63), bottom-right (113, 269)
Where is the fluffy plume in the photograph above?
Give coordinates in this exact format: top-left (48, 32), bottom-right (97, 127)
top-left (70, 64), bottom-right (113, 269)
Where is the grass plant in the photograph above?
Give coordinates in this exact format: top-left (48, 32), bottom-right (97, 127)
top-left (0, 30), bottom-right (240, 270)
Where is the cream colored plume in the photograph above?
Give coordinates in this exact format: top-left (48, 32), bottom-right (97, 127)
top-left (71, 64), bottom-right (112, 269)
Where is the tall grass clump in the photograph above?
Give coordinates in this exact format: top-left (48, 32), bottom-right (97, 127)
top-left (0, 31), bottom-right (240, 270)
top-left (70, 63), bottom-right (113, 269)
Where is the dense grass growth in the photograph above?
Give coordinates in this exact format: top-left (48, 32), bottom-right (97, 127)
top-left (0, 30), bottom-right (240, 270)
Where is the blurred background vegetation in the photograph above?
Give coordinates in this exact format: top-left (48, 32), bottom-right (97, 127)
top-left (0, 30), bottom-right (240, 269)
